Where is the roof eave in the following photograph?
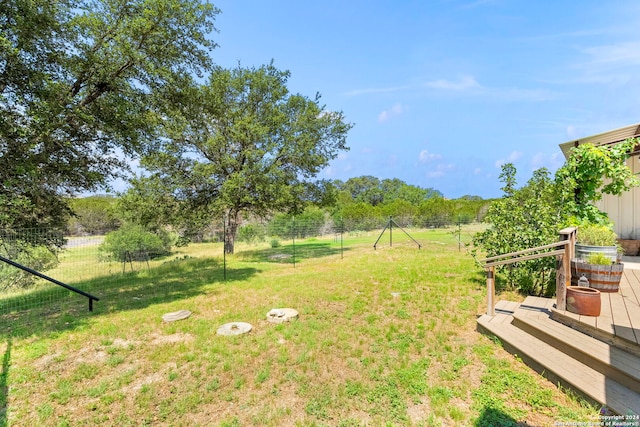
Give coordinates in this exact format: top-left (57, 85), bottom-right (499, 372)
top-left (558, 123), bottom-right (640, 159)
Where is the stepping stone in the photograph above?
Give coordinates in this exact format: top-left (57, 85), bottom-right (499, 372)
top-left (162, 310), bottom-right (192, 322)
top-left (266, 308), bottom-right (299, 324)
top-left (217, 322), bottom-right (252, 336)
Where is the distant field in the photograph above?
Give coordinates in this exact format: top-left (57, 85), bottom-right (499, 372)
top-left (0, 226), bottom-right (598, 426)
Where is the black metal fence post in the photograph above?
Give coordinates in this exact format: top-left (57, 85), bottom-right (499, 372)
top-left (223, 215), bottom-right (227, 281)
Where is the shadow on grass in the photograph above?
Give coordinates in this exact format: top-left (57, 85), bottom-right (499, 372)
top-left (0, 257), bottom-right (259, 339)
top-left (0, 339), bottom-right (9, 427)
top-left (474, 406), bottom-right (528, 427)
top-left (237, 240), bottom-right (349, 263)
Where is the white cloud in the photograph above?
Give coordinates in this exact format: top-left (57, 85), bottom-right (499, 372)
top-left (582, 41), bottom-right (640, 68)
top-left (531, 153), bottom-right (546, 169)
top-left (418, 149), bottom-right (442, 163)
top-left (495, 87), bottom-right (557, 102)
top-left (426, 163), bottom-right (455, 178)
top-left (561, 41), bottom-right (640, 85)
top-left (345, 86), bottom-right (410, 96)
top-left (425, 75), bottom-right (480, 91)
top-left (495, 151), bottom-right (523, 168)
top-left (473, 168), bottom-right (482, 175)
top-left (566, 125), bottom-right (579, 139)
top-left (424, 75), bottom-right (556, 101)
top-left (378, 103), bottom-right (407, 123)
top-left (530, 151), bottom-right (566, 171)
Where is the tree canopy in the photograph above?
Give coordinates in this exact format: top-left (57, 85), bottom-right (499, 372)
top-left (136, 63), bottom-right (353, 253)
top-left (0, 0), bottom-right (219, 245)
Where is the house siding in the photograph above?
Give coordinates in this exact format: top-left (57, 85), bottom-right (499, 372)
top-left (596, 156), bottom-right (640, 239)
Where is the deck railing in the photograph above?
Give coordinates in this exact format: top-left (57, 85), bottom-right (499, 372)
top-left (480, 227), bottom-right (577, 315)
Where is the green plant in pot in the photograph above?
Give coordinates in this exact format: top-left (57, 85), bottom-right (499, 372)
top-left (571, 236), bottom-right (624, 292)
top-left (586, 252), bottom-right (614, 266)
top-left (576, 223), bottom-right (620, 263)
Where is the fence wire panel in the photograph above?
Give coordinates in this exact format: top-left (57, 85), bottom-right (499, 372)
top-left (0, 218), bottom-right (468, 320)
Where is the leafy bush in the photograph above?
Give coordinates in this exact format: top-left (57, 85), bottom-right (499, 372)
top-left (268, 207), bottom-right (328, 238)
top-left (237, 224), bottom-right (266, 244)
top-left (0, 244), bottom-right (59, 289)
top-left (577, 224), bottom-right (618, 246)
top-left (555, 139), bottom-right (640, 224)
top-left (99, 225), bottom-right (173, 262)
top-left (473, 166), bottom-right (563, 296)
top-left (67, 196), bottom-right (121, 236)
top-left (270, 238), bottom-right (281, 248)
top-left (586, 252), bottom-right (612, 266)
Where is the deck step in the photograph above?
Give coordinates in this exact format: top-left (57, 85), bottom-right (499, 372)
top-left (550, 308), bottom-right (640, 358)
top-left (513, 307), bottom-right (640, 394)
top-left (478, 310), bottom-right (640, 416)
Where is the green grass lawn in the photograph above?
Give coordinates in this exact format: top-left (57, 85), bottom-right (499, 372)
top-left (0, 227), bottom-right (598, 426)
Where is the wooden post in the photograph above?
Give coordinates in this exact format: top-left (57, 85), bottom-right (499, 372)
top-left (557, 227), bottom-right (577, 311)
top-left (486, 266), bottom-right (495, 316)
top-left (556, 254), bottom-right (566, 311)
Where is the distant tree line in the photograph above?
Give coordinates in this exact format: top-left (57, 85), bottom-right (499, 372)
top-left (329, 176), bottom-right (489, 231)
top-left (66, 176), bottom-right (490, 239)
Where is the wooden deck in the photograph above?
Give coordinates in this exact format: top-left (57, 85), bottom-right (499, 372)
top-left (552, 261), bottom-right (640, 354)
top-left (477, 259), bottom-right (640, 415)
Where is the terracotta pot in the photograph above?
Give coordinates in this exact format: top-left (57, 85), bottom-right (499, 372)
top-left (566, 286), bottom-right (601, 317)
top-left (618, 239), bottom-right (640, 256)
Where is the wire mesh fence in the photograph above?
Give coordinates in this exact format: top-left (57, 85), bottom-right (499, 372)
top-left (0, 216), bottom-right (472, 321)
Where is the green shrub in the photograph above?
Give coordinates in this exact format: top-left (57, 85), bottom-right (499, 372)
top-left (99, 225), bottom-right (173, 262)
top-left (237, 224), bottom-right (266, 244)
top-left (473, 166), bottom-right (562, 296)
top-left (0, 244), bottom-right (59, 289)
top-left (586, 252), bottom-right (612, 266)
top-left (270, 238), bottom-right (281, 248)
top-left (577, 224), bottom-right (617, 246)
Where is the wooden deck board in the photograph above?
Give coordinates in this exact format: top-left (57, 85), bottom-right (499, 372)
top-left (626, 269), bottom-right (640, 306)
top-left (597, 292), bottom-right (616, 335)
top-left (552, 267), bottom-right (640, 346)
top-left (491, 300), bottom-right (519, 324)
top-left (513, 310), bottom-right (640, 383)
top-left (477, 316), bottom-right (640, 415)
top-left (621, 271), bottom-right (640, 342)
top-left (478, 260), bottom-right (640, 414)
top-left (518, 296), bottom-right (550, 320)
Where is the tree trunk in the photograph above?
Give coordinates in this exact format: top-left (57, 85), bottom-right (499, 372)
top-left (224, 211), bottom-right (239, 255)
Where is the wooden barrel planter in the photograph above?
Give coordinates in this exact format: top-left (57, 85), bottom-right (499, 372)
top-left (570, 259), bottom-right (623, 292)
top-left (575, 244), bottom-right (618, 263)
top-left (566, 286), bottom-right (601, 317)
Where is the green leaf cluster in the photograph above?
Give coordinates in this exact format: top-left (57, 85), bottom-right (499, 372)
top-left (475, 138), bottom-right (639, 295)
top-left (99, 224), bottom-right (173, 262)
top-left (1, 0), bottom-right (219, 236)
top-left (586, 252), bottom-right (612, 266)
top-left (556, 139), bottom-right (640, 224)
top-left (474, 167), bottom-right (562, 296)
top-left (0, 240), bottom-right (59, 289)
top-left (576, 224), bottom-right (618, 246)
top-left (136, 63), bottom-right (353, 253)
top-left (67, 196), bottom-right (121, 236)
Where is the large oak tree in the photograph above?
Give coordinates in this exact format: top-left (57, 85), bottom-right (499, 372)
top-left (0, 0), bottom-right (218, 246)
top-left (138, 63), bottom-right (352, 253)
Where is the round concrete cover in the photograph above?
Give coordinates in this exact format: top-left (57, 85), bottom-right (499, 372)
top-left (266, 308), bottom-right (299, 324)
top-left (162, 310), bottom-right (192, 322)
top-left (217, 322), bottom-right (253, 336)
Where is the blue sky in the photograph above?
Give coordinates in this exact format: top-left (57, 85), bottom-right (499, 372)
top-left (207, 0), bottom-right (640, 199)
